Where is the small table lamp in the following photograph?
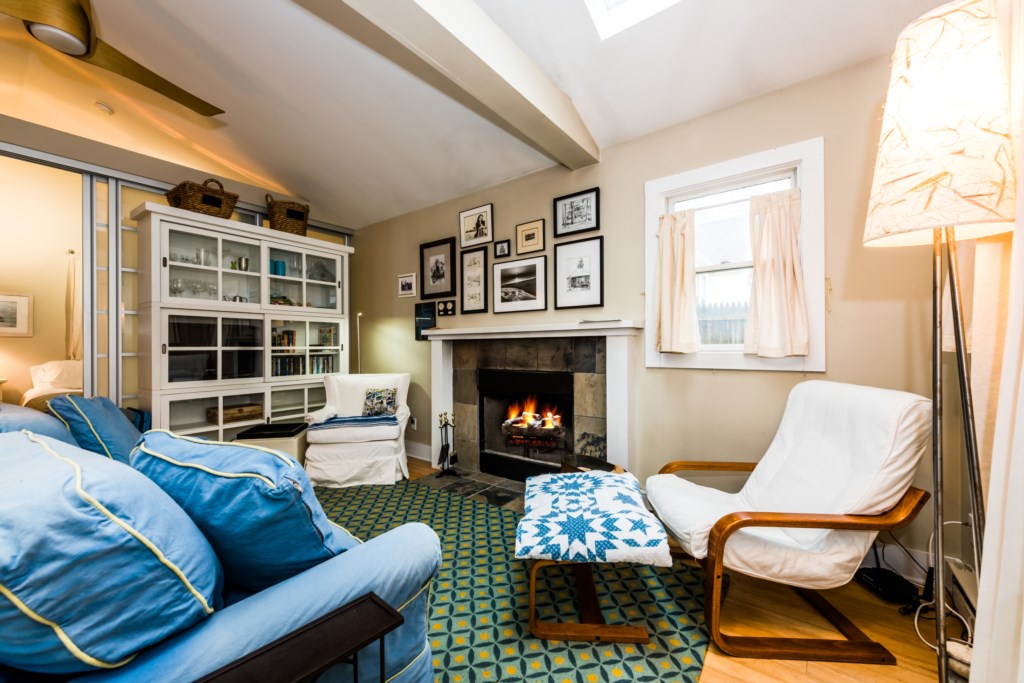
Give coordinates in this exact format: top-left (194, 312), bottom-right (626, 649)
top-left (863, 0), bottom-right (1017, 678)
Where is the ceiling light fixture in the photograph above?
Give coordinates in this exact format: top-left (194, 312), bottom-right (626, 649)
top-left (94, 101), bottom-right (114, 115)
top-left (25, 22), bottom-right (88, 56)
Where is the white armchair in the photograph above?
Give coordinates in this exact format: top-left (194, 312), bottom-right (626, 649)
top-left (646, 380), bottom-right (931, 664)
top-left (303, 373), bottom-right (411, 487)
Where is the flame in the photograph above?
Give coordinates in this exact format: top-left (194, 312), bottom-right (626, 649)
top-left (506, 396), bottom-right (561, 427)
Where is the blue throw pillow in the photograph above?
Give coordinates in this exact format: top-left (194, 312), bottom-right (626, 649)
top-left (130, 430), bottom-right (361, 592)
top-left (47, 395), bottom-right (141, 463)
top-left (0, 431), bottom-right (222, 674)
top-left (0, 403), bottom-right (75, 445)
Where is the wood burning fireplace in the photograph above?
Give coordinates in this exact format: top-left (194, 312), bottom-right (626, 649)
top-left (478, 369), bottom-right (574, 480)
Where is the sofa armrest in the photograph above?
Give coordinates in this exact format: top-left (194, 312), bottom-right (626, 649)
top-left (395, 404), bottom-right (411, 429)
top-left (75, 523), bottom-right (441, 683)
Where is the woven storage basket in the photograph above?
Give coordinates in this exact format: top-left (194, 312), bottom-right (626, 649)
top-left (266, 194), bottom-right (309, 236)
top-left (165, 178), bottom-right (238, 219)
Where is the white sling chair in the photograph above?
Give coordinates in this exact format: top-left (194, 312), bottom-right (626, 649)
top-left (304, 373), bottom-right (411, 487)
top-left (646, 380), bottom-right (931, 664)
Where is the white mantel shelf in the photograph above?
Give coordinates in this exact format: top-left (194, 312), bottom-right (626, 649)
top-left (424, 320), bottom-right (642, 341)
top-left (427, 319), bottom-right (641, 471)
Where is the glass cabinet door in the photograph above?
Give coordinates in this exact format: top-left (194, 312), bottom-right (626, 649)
top-left (309, 320), bottom-right (341, 375)
top-left (163, 311), bottom-right (264, 387)
top-left (305, 253), bottom-right (340, 312)
top-left (264, 245), bottom-right (342, 313)
top-left (166, 314), bottom-right (217, 384)
top-left (221, 238), bottom-right (262, 305)
top-left (269, 318), bottom-right (307, 378)
top-left (267, 246), bottom-right (304, 307)
top-left (222, 317), bottom-right (264, 380)
top-left (166, 226), bottom-right (219, 303)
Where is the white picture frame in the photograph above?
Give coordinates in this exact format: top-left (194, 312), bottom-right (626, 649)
top-left (0, 293), bottom-right (33, 337)
top-left (397, 273), bottom-right (416, 298)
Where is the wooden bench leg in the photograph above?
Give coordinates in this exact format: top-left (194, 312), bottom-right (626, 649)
top-left (528, 560), bottom-right (649, 643)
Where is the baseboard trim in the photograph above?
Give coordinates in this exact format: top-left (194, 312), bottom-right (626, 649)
top-left (407, 441), bottom-right (432, 463)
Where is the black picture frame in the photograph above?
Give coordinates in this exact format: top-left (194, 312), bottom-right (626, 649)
top-left (460, 247), bottom-right (488, 314)
top-left (493, 255), bottom-right (547, 314)
top-left (419, 237), bottom-right (456, 300)
top-left (414, 302), bottom-right (436, 341)
top-left (459, 203), bottom-right (494, 248)
top-left (494, 240), bottom-right (511, 258)
top-left (554, 236), bottom-right (604, 309)
top-left (553, 187), bottom-right (600, 237)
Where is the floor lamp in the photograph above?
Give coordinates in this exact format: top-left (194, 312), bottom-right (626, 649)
top-left (863, 1), bottom-right (1016, 679)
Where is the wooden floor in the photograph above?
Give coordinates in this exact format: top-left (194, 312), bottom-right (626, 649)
top-left (405, 457), bottom-right (940, 682)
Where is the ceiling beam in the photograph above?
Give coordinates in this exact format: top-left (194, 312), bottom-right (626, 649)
top-left (295, 0), bottom-right (600, 169)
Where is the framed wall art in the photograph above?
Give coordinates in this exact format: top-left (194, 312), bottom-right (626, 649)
top-left (459, 203), bottom-right (493, 248)
top-left (516, 219), bottom-right (545, 254)
top-left (460, 247), bottom-right (488, 314)
top-left (0, 293), bottom-right (32, 337)
top-left (397, 273), bottom-right (416, 298)
top-left (494, 240), bottom-right (510, 258)
top-left (419, 237), bottom-right (456, 300)
top-left (554, 237), bottom-right (603, 309)
top-left (414, 302), bottom-right (436, 341)
top-left (553, 187), bottom-right (599, 237)
top-left (493, 255), bottom-right (547, 314)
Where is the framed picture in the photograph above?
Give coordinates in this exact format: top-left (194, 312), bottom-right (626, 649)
top-left (419, 237), bottom-right (456, 300)
top-left (493, 255), bottom-right (547, 314)
top-left (494, 240), bottom-right (511, 258)
top-left (397, 273), bottom-right (416, 298)
top-left (0, 293), bottom-right (32, 337)
top-left (553, 187), bottom-right (600, 237)
top-left (414, 302), bottom-right (436, 341)
top-left (459, 203), bottom-right (493, 248)
top-left (516, 219), bottom-right (545, 254)
top-left (554, 237), bottom-right (603, 309)
top-left (460, 247), bottom-right (488, 314)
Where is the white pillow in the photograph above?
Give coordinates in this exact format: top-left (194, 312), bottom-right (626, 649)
top-left (29, 360), bottom-right (83, 390)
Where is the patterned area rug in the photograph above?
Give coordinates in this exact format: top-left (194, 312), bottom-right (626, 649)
top-left (316, 481), bottom-right (708, 683)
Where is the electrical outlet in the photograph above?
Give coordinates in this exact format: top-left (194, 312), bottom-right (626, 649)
top-left (410, 417), bottom-right (417, 430)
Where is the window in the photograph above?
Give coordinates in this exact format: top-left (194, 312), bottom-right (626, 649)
top-left (644, 137), bottom-right (825, 371)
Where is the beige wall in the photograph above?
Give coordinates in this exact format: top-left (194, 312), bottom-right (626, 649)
top-left (353, 56), bottom-right (945, 549)
top-left (0, 156), bottom-right (83, 404)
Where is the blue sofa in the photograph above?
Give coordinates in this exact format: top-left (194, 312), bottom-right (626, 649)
top-left (0, 403), bottom-right (440, 682)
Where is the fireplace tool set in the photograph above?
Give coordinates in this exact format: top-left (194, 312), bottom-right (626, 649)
top-left (437, 411), bottom-right (460, 477)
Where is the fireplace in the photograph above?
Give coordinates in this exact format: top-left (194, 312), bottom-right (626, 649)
top-left (478, 369), bottom-right (574, 480)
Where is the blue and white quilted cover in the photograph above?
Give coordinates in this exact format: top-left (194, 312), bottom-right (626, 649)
top-left (515, 471), bottom-right (672, 567)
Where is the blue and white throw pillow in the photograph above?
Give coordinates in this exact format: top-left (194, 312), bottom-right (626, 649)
top-left (515, 471), bottom-right (671, 567)
top-left (362, 387), bottom-right (398, 416)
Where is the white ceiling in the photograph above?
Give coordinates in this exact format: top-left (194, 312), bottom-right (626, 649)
top-left (0, 0), bottom-right (946, 229)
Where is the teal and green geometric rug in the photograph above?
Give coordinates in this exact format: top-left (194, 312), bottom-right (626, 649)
top-left (316, 481), bottom-right (708, 683)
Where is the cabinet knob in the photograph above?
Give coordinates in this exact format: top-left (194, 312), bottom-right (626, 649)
top-left (162, 257), bottom-right (168, 268)
top-left (161, 343), bottom-right (167, 354)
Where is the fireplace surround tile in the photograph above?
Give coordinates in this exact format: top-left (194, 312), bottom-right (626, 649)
top-left (480, 341), bottom-right (507, 368)
top-left (453, 340), bottom-right (479, 370)
top-left (538, 338), bottom-right (573, 372)
top-left (453, 369), bottom-right (477, 405)
top-left (573, 337), bottom-right (598, 373)
top-left (574, 373), bottom-right (606, 419)
top-left (506, 338), bottom-right (539, 370)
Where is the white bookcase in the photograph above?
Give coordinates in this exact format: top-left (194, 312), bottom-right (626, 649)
top-left (134, 203), bottom-right (351, 435)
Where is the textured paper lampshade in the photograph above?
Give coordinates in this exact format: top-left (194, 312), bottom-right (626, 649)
top-left (864, 0), bottom-right (1016, 247)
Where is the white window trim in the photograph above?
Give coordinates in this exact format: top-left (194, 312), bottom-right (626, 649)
top-left (644, 137), bottom-right (825, 372)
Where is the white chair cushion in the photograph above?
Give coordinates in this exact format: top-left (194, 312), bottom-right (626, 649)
top-left (307, 423), bottom-right (402, 444)
top-left (323, 373), bottom-right (410, 417)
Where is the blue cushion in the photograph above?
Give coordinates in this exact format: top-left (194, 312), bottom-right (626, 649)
top-left (0, 403), bottom-right (75, 445)
top-left (0, 431), bottom-right (222, 674)
top-left (130, 430), bottom-right (361, 592)
top-left (47, 395), bottom-right (141, 463)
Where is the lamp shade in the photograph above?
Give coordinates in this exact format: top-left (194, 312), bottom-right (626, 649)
top-left (864, 0), bottom-right (1016, 247)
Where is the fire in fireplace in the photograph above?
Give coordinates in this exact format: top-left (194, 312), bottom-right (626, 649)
top-left (478, 369), bottom-right (573, 480)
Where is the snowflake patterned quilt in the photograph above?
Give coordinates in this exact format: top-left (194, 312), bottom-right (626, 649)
top-left (515, 471), bottom-right (672, 567)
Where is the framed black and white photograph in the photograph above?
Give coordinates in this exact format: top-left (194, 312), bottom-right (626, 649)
top-left (555, 237), bottom-right (603, 309)
top-left (459, 203), bottom-right (493, 248)
top-left (0, 293), bottom-right (32, 337)
top-left (493, 255), bottom-right (547, 314)
top-left (553, 187), bottom-right (600, 237)
top-left (494, 240), bottom-right (511, 258)
top-left (419, 237), bottom-right (456, 300)
top-left (460, 247), bottom-right (488, 314)
top-left (397, 273), bottom-right (416, 298)
top-left (414, 302), bottom-right (436, 341)
top-left (516, 219), bottom-right (545, 254)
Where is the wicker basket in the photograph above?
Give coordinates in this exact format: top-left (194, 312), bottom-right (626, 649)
top-left (266, 194), bottom-right (309, 236)
top-left (165, 178), bottom-right (238, 219)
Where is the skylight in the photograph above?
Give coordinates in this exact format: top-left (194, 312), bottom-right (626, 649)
top-left (583, 0), bottom-right (684, 40)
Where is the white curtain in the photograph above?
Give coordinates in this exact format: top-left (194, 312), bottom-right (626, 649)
top-left (744, 188), bottom-right (809, 357)
top-left (65, 250), bottom-right (82, 361)
top-left (654, 210), bottom-right (699, 353)
top-left (972, 0), bottom-right (1024, 679)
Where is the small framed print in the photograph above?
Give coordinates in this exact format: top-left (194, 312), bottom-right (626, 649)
top-left (516, 219), bottom-right (545, 254)
top-left (0, 293), bottom-right (32, 337)
top-left (397, 273), bottom-right (416, 298)
top-left (459, 203), bottom-right (493, 248)
top-left (553, 187), bottom-right (599, 237)
top-left (493, 255), bottom-right (547, 314)
top-left (419, 237), bottom-right (456, 300)
top-left (554, 236), bottom-right (603, 309)
top-left (494, 240), bottom-right (511, 258)
top-left (460, 247), bottom-right (488, 314)
top-left (437, 300), bottom-right (457, 316)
